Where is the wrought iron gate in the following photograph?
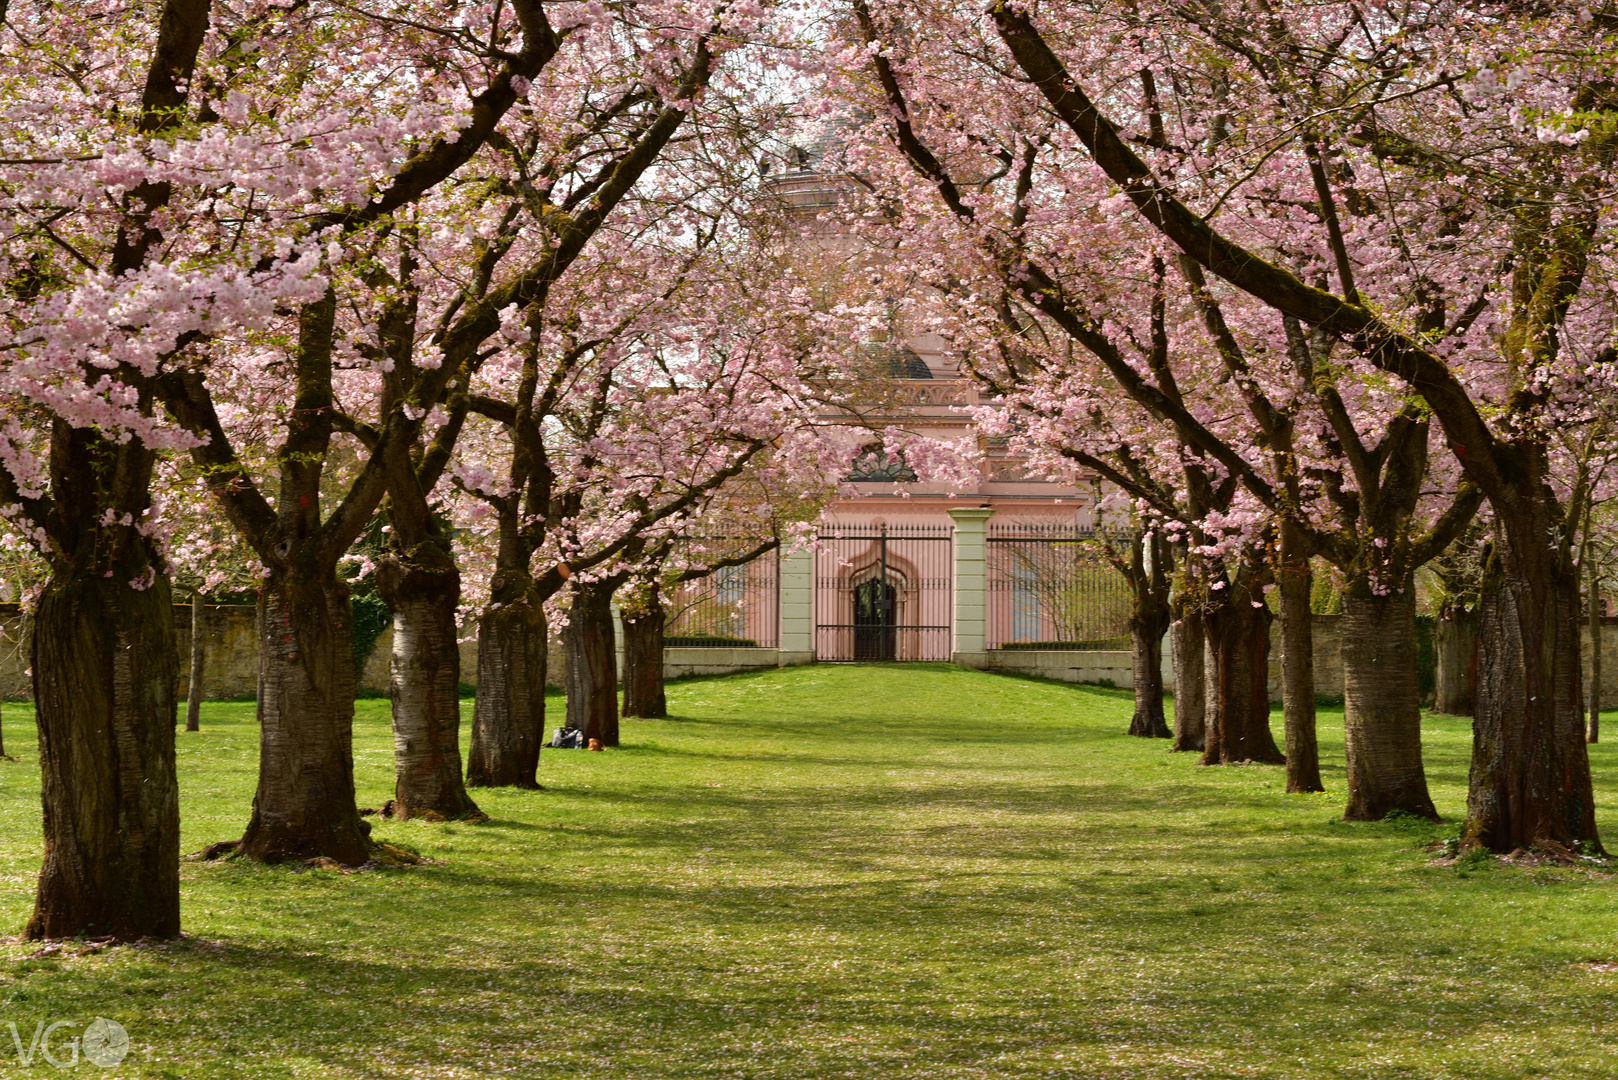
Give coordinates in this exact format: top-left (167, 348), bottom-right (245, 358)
top-left (815, 523), bottom-right (953, 661)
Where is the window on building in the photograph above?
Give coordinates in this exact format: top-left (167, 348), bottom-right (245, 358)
top-left (844, 444), bottom-right (919, 483)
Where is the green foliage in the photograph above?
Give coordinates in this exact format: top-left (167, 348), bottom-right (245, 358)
top-left (1, 669), bottom-right (1617, 1077)
top-left (664, 633), bottom-right (758, 648)
top-left (1310, 562), bottom-right (1344, 614)
top-left (1415, 613), bottom-right (1437, 701)
top-left (998, 637), bottom-right (1130, 651)
top-left (346, 511), bottom-right (391, 677)
top-left (350, 594), bottom-right (391, 677)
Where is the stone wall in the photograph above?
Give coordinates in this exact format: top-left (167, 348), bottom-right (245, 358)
top-left (1265, 614), bottom-right (1346, 702)
top-left (356, 626), bottom-right (566, 694)
top-left (661, 646), bottom-right (796, 679)
top-left (973, 648), bottom-right (1144, 687)
top-left (175, 604), bottom-right (262, 699)
top-left (1, 602), bottom-right (263, 701)
top-left (0, 605), bottom-right (26, 700)
top-left (7, 601), bottom-right (1617, 704)
top-left (1262, 614), bottom-right (1618, 704)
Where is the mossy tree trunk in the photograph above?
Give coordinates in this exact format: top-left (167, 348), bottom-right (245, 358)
top-left (621, 586), bottom-right (667, 719)
top-left (379, 539), bottom-right (480, 820)
top-left (377, 393), bottom-right (480, 820)
top-left (243, 558), bottom-right (370, 865)
top-left (1434, 607), bottom-right (1478, 717)
top-left (29, 519), bottom-right (180, 940)
top-left (566, 579), bottom-right (620, 746)
top-left (1122, 531), bottom-right (1171, 738)
top-left (1200, 553), bottom-right (1284, 766)
top-left (1340, 591), bottom-right (1437, 820)
top-left (1278, 520), bottom-right (1322, 793)
top-left (1468, 522), bottom-right (1599, 852)
top-left (1585, 528), bottom-right (1602, 745)
top-left (469, 568), bottom-right (547, 788)
top-left (1170, 609), bottom-right (1206, 753)
top-left (185, 591), bottom-right (204, 732)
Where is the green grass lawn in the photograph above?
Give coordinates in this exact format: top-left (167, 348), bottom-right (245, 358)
top-left (1, 664), bottom-right (1618, 1078)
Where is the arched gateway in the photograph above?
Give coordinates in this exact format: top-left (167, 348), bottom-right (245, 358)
top-left (815, 522), bottom-right (954, 661)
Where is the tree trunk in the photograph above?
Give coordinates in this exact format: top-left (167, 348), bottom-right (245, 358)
top-left (185, 592), bottom-right (204, 732)
top-left (1127, 618), bottom-right (1169, 737)
top-left (1170, 612), bottom-right (1206, 752)
top-left (1201, 572), bottom-right (1284, 766)
top-left (468, 574), bottom-right (547, 789)
top-left (565, 580), bottom-right (619, 747)
top-left (1589, 573), bottom-right (1602, 745)
top-left (1340, 592), bottom-right (1438, 820)
top-left (239, 564), bottom-right (370, 866)
top-left (1433, 607), bottom-right (1478, 717)
top-left (28, 567), bottom-right (180, 940)
top-left (622, 595), bottom-right (668, 719)
top-left (1468, 523), bottom-right (1600, 852)
top-left (1278, 522), bottom-right (1322, 793)
top-left (379, 544), bottom-right (480, 820)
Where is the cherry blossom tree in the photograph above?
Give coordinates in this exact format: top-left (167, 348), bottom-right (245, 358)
top-left (975, 1), bottom-right (1615, 851)
top-left (0, 0), bottom-right (330, 938)
top-left (828, 1), bottom-right (1611, 834)
top-left (450, 236), bottom-right (847, 767)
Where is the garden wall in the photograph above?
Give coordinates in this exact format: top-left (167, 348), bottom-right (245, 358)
top-left (974, 648), bottom-right (1154, 688)
top-left (661, 646), bottom-right (798, 678)
top-left (1265, 615), bottom-right (1346, 702)
top-left (0, 602), bottom-right (262, 701)
top-left (5, 602), bottom-right (1615, 706)
top-left (354, 625), bottom-right (568, 695)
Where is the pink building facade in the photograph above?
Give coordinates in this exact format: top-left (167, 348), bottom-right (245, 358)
top-left (650, 148), bottom-right (1152, 686)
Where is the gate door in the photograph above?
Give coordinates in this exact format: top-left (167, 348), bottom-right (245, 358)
top-left (815, 522), bottom-right (953, 661)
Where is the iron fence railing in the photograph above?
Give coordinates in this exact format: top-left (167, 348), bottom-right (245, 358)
top-left (662, 553), bottom-right (779, 648)
top-left (985, 524), bottom-right (1134, 650)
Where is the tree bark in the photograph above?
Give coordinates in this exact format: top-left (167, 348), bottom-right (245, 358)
top-left (565, 580), bottom-right (619, 747)
top-left (1433, 607), bottom-right (1478, 717)
top-left (1589, 559), bottom-right (1602, 745)
top-left (1278, 521), bottom-right (1323, 793)
top-left (28, 567), bottom-right (179, 940)
top-left (1201, 564), bottom-right (1284, 766)
top-left (1127, 619), bottom-right (1169, 737)
top-left (1125, 532), bottom-right (1171, 738)
top-left (239, 564), bottom-right (371, 866)
top-left (1340, 592), bottom-right (1438, 820)
top-left (378, 542), bottom-right (480, 820)
top-left (468, 573), bottom-right (547, 788)
top-left (1468, 524), bottom-right (1600, 852)
top-left (621, 591), bottom-right (668, 719)
top-left (1170, 612), bottom-right (1206, 752)
top-left (185, 591), bottom-right (204, 732)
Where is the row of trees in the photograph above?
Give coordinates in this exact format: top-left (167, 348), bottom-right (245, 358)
top-left (0, 0), bottom-right (892, 941)
top-left (827, 0), bottom-right (1618, 851)
top-left (2, 0), bottom-right (1614, 943)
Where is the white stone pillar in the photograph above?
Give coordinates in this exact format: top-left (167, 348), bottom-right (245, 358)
top-left (949, 507), bottom-right (994, 668)
top-left (777, 548), bottom-right (815, 666)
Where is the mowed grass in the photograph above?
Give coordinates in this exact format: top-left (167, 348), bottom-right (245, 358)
top-left (0, 665), bottom-right (1617, 1078)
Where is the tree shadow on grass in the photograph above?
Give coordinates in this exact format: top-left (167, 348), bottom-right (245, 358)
top-left (29, 875), bottom-right (1578, 1080)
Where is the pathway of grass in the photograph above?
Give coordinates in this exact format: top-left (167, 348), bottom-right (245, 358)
top-left (1, 664), bottom-right (1617, 1078)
